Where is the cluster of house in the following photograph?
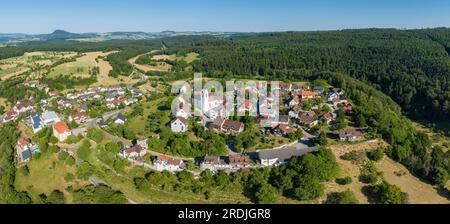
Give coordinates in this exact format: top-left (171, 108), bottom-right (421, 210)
top-left (200, 154), bottom-right (252, 171)
top-left (66, 86), bottom-right (142, 109)
top-left (16, 137), bottom-right (41, 163)
top-left (1, 99), bottom-right (34, 123)
top-left (170, 82), bottom-right (363, 142)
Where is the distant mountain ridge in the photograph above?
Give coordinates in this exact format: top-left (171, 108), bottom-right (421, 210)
top-left (0, 29), bottom-right (238, 44)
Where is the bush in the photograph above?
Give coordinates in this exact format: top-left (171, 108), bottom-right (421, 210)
top-left (368, 181), bottom-right (408, 204)
top-left (360, 161), bottom-right (383, 184)
top-left (58, 151), bottom-right (69, 161)
top-left (66, 156), bottom-right (76, 166)
top-left (341, 151), bottom-right (366, 162)
top-left (336, 176), bottom-right (353, 185)
top-left (326, 190), bottom-right (358, 204)
top-left (367, 148), bottom-right (384, 161)
top-left (48, 145), bottom-right (60, 154)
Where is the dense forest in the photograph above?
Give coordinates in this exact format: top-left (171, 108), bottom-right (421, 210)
top-left (163, 28), bottom-right (450, 123)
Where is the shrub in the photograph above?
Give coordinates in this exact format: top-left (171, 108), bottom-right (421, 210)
top-left (58, 151), bottom-right (69, 161)
top-left (66, 156), bottom-right (76, 166)
top-left (360, 161), bottom-right (383, 184)
top-left (336, 176), bottom-right (353, 185)
top-left (367, 148), bottom-right (384, 161)
top-left (368, 181), bottom-right (408, 204)
top-left (326, 190), bottom-right (359, 204)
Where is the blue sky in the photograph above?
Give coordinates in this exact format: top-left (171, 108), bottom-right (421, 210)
top-left (1, 0), bottom-right (450, 33)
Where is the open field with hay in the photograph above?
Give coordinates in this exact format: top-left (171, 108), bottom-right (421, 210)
top-left (325, 140), bottom-right (448, 204)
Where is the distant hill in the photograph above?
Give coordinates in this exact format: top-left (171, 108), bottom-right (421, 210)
top-left (0, 30), bottom-right (238, 44)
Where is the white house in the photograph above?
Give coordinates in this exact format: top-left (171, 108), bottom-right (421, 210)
top-left (154, 155), bottom-right (183, 172)
top-left (327, 92), bottom-right (341, 102)
top-left (171, 117), bottom-right (188, 133)
top-left (41, 111), bottom-right (61, 126)
top-left (114, 114), bottom-right (127, 125)
top-left (121, 145), bottom-right (147, 158)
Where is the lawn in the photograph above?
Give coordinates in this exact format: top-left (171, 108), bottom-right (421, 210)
top-left (124, 97), bottom-right (171, 137)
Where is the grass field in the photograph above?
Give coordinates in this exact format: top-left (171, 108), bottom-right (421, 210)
top-left (15, 152), bottom-right (82, 202)
top-left (325, 140), bottom-right (449, 204)
top-left (48, 52), bottom-right (113, 78)
top-left (124, 97), bottom-right (171, 137)
top-left (170, 52), bottom-right (200, 64)
top-left (377, 157), bottom-right (448, 204)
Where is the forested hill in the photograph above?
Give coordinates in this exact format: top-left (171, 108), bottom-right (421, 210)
top-left (171, 28), bottom-right (450, 122)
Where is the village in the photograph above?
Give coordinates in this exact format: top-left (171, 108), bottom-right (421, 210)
top-left (0, 77), bottom-right (365, 175)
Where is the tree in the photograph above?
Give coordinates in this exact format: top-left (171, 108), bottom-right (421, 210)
top-left (41, 190), bottom-right (66, 204)
top-left (360, 161), bottom-right (383, 184)
top-left (293, 177), bottom-right (325, 200)
top-left (367, 148), bottom-right (384, 161)
top-left (255, 183), bottom-right (279, 204)
top-left (369, 181), bottom-right (408, 204)
top-left (288, 130), bottom-right (304, 142)
top-left (315, 131), bottom-right (328, 146)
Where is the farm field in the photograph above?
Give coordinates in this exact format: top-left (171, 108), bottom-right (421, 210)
top-left (0, 51), bottom-right (78, 80)
top-left (48, 51), bottom-right (114, 78)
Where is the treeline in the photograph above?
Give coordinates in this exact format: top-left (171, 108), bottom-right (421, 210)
top-left (168, 28), bottom-right (449, 122)
top-left (0, 123), bottom-right (32, 203)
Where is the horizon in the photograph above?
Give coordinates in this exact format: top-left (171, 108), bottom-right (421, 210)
top-left (3, 26), bottom-right (450, 36)
top-left (1, 0), bottom-right (450, 34)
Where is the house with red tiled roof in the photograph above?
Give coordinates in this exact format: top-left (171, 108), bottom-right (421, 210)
top-left (339, 128), bottom-right (363, 142)
top-left (300, 90), bottom-right (320, 100)
top-left (52, 121), bottom-right (72, 142)
top-left (2, 110), bottom-right (19, 123)
top-left (14, 99), bottom-right (33, 113)
top-left (121, 145), bottom-right (147, 158)
top-left (320, 111), bottom-right (334, 125)
top-left (69, 108), bottom-right (88, 124)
